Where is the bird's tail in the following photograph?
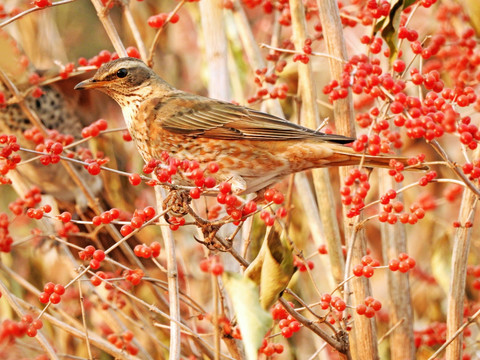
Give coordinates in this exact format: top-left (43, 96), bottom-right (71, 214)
top-left (325, 144), bottom-right (428, 171)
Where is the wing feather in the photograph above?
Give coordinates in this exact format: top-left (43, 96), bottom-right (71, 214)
top-left (158, 92), bottom-right (354, 143)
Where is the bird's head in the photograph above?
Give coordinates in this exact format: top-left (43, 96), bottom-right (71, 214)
top-left (74, 57), bottom-right (171, 105)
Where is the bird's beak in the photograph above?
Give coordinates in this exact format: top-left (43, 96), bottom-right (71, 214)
top-left (74, 78), bottom-right (107, 90)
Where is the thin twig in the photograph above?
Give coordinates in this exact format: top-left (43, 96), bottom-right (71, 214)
top-left (89, 0), bottom-right (127, 56)
top-left (78, 282), bottom-right (93, 360)
top-left (0, 279), bottom-right (59, 359)
top-left (147, 0), bottom-right (187, 67)
top-left (429, 140), bottom-right (480, 197)
top-left (0, 0), bottom-right (76, 28)
top-left (260, 43), bottom-right (347, 64)
top-left (377, 318), bottom-right (405, 344)
top-left (429, 306), bottom-right (480, 360)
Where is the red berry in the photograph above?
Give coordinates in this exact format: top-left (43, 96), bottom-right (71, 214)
top-left (362, 265), bottom-right (374, 278)
top-left (208, 162), bottom-right (220, 173)
top-left (53, 284), bottom-right (65, 295)
top-left (120, 224), bottom-right (133, 236)
top-left (59, 212), bottom-right (72, 223)
top-left (144, 206), bottom-right (156, 219)
top-left (272, 192), bottom-right (285, 204)
top-left (353, 264), bottom-right (364, 277)
top-left (211, 263), bottom-right (224, 276)
top-left (87, 162), bottom-right (101, 175)
top-left (204, 177), bottom-right (216, 188)
top-left (38, 292), bottom-right (50, 304)
top-left (356, 304), bottom-right (367, 315)
top-left (129, 173), bottom-right (142, 186)
top-left (281, 327), bottom-right (293, 338)
top-left (35, 0), bottom-right (51, 7)
top-left (93, 250), bottom-right (106, 261)
top-left (26, 326), bottom-right (37, 337)
top-left (219, 182), bottom-right (232, 194)
top-left (189, 187), bottom-right (201, 199)
top-left (388, 258), bottom-right (399, 271)
top-left (44, 282), bottom-right (55, 294)
top-left (49, 293), bottom-right (61, 304)
top-left (32, 319), bottom-right (43, 330)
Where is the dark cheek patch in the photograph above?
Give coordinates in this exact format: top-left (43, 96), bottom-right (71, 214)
top-left (127, 69), bottom-right (151, 86)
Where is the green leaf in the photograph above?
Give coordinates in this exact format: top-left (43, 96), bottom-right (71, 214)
top-left (223, 272), bottom-right (273, 360)
top-left (259, 226), bottom-right (295, 309)
top-left (244, 225), bottom-right (295, 310)
top-left (376, 0), bottom-right (417, 60)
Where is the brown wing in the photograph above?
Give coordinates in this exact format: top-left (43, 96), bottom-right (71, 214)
top-left (156, 92), bottom-right (354, 144)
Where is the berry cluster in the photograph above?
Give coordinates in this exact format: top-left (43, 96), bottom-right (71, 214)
top-left (356, 296), bottom-right (382, 318)
top-left (462, 161), bottom-right (480, 181)
top-left (133, 241), bottom-right (161, 258)
top-left (84, 155), bottom-right (109, 176)
top-left (8, 186), bottom-right (42, 215)
top-left (120, 206), bottom-right (156, 236)
top-left (317, 244), bottom-right (328, 255)
top-left (90, 270), bottom-right (112, 287)
top-left (36, 140), bottom-right (64, 166)
top-left (0, 316), bottom-right (42, 341)
top-left (122, 268), bottom-right (145, 286)
top-left (77, 47), bottom-right (141, 69)
top-left (258, 188), bottom-right (287, 226)
top-left (0, 212), bottom-right (12, 252)
top-left (59, 62), bottom-right (75, 79)
top-left (413, 322), bottom-right (471, 350)
top-left (148, 12), bottom-right (179, 28)
top-left (199, 256), bottom-right (224, 276)
top-left (259, 339), bottom-right (284, 356)
top-left (278, 315), bottom-right (301, 338)
top-left (270, 302), bottom-right (301, 338)
top-left (293, 256), bottom-right (314, 272)
top-left (81, 119), bottom-right (108, 138)
top-left (26, 204), bottom-right (52, 220)
top-left (467, 265), bottom-right (480, 291)
top-left (90, 271), bottom-right (131, 309)
top-left (245, 37), bottom-right (295, 103)
top-left (0, 134), bottom-right (20, 184)
top-left (341, 168), bottom-right (370, 218)
top-left (388, 253), bottom-right (416, 273)
top-left (379, 189), bottom-right (426, 225)
top-left (20, 314), bottom-right (44, 338)
top-left (418, 170), bottom-right (438, 187)
top-left (215, 315), bottom-right (242, 339)
top-left (34, 0), bottom-right (52, 8)
top-left (92, 208), bottom-right (122, 226)
top-left (24, 127), bottom-right (74, 147)
top-left (319, 293), bottom-right (346, 312)
top-left (57, 222), bottom-right (80, 238)
top-left (0, 5), bottom-right (22, 21)
top-left (79, 245), bottom-right (106, 269)
top-left (140, 153), bottom-right (220, 193)
top-left (168, 216), bottom-right (185, 231)
top-left (217, 183), bottom-right (255, 225)
top-left (106, 330), bottom-right (139, 355)
top-left (39, 282), bottom-right (65, 304)
top-left (352, 255), bottom-right (380, 278)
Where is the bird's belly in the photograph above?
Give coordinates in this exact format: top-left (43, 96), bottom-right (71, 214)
top-left (125, 124), bottom-right (335, 193)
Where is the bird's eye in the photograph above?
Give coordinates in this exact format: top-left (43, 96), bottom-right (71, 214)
top-left (116, 68), bottom-right (128, 78)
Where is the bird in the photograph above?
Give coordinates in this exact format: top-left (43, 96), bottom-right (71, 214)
top-left (75, 57), bottom-right (424, 195)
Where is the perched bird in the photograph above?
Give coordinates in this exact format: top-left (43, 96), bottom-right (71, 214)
top-left (75, 57), bottom-right (422, 194)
